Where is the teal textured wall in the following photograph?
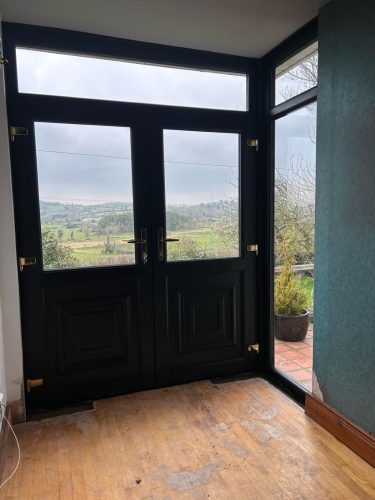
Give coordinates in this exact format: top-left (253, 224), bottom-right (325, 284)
top-left (314, 0), bottom-right (375, 434)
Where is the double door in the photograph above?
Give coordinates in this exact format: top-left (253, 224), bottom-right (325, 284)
top-left (10, 104), bottom-right (259, 409)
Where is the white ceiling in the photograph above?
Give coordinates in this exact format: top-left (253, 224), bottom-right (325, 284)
top-left (0, 0), bottom-right (329, 58)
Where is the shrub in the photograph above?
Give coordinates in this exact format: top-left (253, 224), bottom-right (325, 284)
top-left (275, 229), bottom-right (308, 315)
top-left (42, 228), bottom-right (77, 269)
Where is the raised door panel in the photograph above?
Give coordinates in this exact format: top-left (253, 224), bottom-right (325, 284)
top-left (167, 271), bottom-right (243, 370)
top-left (44, 279), bottom-right (142, 387)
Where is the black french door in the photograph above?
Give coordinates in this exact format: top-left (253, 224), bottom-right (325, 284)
top-left (4, 24), bottom-right (260, 409)
top-left (149, 120), bottom-right (259, 386)
top-left (10, 107), bottom-right (157, 408)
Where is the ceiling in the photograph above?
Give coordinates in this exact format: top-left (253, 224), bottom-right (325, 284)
top-left (0, 0), bottom-right (329, 58)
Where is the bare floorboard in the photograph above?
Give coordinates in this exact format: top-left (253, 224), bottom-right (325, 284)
top-left (1, 378), bottom-right (374, 499)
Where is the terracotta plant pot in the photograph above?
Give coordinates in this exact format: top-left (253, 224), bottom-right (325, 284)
top-left (274, 309), bottom-right (309, 342)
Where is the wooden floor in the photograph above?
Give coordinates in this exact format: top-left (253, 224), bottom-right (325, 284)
top-left (1, 378), bottom-right (374, 499)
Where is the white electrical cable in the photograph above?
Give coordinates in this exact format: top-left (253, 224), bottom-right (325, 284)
top-left (0, 404), bottom-right (21, 489)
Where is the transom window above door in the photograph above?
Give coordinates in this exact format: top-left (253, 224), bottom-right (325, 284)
top-left (16, 48), bottom-right (248, 111)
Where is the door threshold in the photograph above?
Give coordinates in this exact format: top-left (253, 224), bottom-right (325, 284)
top-left (26, 401), bottom-right (94, 422)
top-left (210, 370), bottom-right (260, 384)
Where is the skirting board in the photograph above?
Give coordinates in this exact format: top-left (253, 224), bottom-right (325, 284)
top-left (305, 394), bottom-right (375, 467)
top-left (0, 406), bottom-right (12, 485)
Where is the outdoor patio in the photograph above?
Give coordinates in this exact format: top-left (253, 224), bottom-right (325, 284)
top-left (275, 324), bottom-right (313, 392)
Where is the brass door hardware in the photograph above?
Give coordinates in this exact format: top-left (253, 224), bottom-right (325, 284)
top-left (0, 57), bottom-right (8, 65)
top-left (18, 256), bottom-right (37, 272)
top-left (248, 344), bottom-right (260, 353)
top-left (127, 228), bottom-right (148, 265)
top-left (246, 243), bottom-right (259, 256)
top-left (247, 138), bottom-right (259, 152)
top-left (157, 227), bottom-right (179, 262)
top-left (10, 126), bottom-right (28, 142)
top-left (26, 378), bottom-right (44, 393)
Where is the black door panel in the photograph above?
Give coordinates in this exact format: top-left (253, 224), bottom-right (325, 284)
top-left (45, 279), bottom-right (143, 385)
top-left (167, 271), bottom-right (242, 366)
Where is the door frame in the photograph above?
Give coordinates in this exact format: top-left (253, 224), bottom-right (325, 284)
top-left (3, 22), bottom-right (263, 408)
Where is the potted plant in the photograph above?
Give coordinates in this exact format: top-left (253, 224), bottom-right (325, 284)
top-left (274, 229), bottom-right (309, 342)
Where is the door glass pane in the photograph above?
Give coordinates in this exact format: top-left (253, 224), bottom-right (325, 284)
top-left (17, 48), bottom-right (247, 111)
top-left (275, 42), bottom-right (318, 105)
top-left (35, 123), bottom-right (135, 270)
top-left (163, 130), bottom-right (239, 261)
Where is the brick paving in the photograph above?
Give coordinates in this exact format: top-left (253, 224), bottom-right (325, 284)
top-left (275, 324), bottom-right (313, 392)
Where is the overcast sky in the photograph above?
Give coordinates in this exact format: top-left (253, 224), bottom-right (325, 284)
top-left (21, 48), bottom-right (315, 207)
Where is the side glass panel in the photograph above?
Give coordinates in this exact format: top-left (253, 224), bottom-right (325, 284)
top-left (35, 123), bottom-right (135, 270)
top-left (274, 103), bottom-right (317, 392)
top-left (17, 48), bottom-right (247, 111)
top-left (163, 130), bottom-right (240, 261)
top-left (275, 42), bottom-right (318, 105)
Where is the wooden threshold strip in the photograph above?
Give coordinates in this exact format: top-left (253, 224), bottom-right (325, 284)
top-left (305, 394), bottom-right (375, 468)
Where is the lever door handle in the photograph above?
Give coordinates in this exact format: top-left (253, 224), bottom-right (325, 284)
top-left (127, 238), bottom-right (147, 244)
top-left (127, 228), bottom-right (148, 265)
top-left (161, 238), bottom-right (180, 243)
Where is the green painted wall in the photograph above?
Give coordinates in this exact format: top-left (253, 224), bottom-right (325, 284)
top-left (314, 0), bottom-right (375, 434)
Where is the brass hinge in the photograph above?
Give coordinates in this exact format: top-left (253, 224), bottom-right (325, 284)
top-left (248, 344), bottom-right (260, 353)
top-left (247, 138), bottom-right (259, 152)
top-left (246, 243), bottom-right (259, 256)
top-left (10, 126), bottom-right (28, 142)
top-left (18, 256), bottom-right (37, 272)
top-left (26, 378), bottom-right (44, 393)
top-left (0, 57), bottom-right (9, 65)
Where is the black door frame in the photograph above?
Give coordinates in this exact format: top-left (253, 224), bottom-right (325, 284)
top-left (3, 22), bottom-right (263, 408)
top-left (2, 19), bottom-right (319, 409)
top-left (260, 19), bottom-right (318, 403)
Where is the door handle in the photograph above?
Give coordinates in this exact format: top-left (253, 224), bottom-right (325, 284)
top-left (127, 238), bottom-right (147, 244)
top-left (157, 227), bottom-right (179, 262)
top-left (127, 228), bottom-right (148, 265)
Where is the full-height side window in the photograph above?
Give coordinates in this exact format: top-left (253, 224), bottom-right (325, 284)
top-left (272, 42), bottom-right (318, 393)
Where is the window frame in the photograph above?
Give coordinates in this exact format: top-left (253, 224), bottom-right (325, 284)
top-left (260, 18), bottom-right (319, 403)
top-left (2, 22), bottom-right (260, 278)
top-left (4, 23), bottom-right (254, 113)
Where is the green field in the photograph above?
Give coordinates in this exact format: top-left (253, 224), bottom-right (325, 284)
top-left (41, 222), bottom-right (238, 269)
top-left (40, 199), bottom-right (240, 269)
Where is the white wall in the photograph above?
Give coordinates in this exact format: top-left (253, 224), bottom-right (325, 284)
top-left (0, 19), bottom-right (25, 414)
top-left (0, 301), bottom-right (7, 401)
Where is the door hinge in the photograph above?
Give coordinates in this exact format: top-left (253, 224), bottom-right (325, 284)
top-left (247, 138), bottom-right (259, 152)
top-left (18, 256), bottom-right (37, 272)
top-left (0, 57), bottom-right (9, 65)
top-left (10, 126), bottom-right (28, 142)
top-left (26, 378), bottom-right (44, 393)
top-left (248, 344), bottom-right (260, 354)
top-left (246, 243), bottom-right (259, 256)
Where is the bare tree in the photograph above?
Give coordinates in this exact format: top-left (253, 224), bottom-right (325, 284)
top-left (275, 50), bottom-right (318, 265)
